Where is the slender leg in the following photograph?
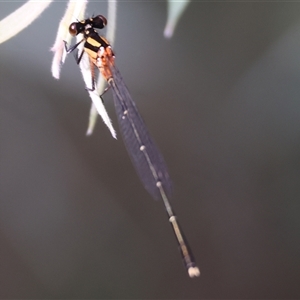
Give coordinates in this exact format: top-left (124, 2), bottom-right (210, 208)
top-left (64, 39), bottom-right (84, 54)
top-left (101, 85), bottom-right (111, 96)
top-left (76, 49), bottom-right (85, 65)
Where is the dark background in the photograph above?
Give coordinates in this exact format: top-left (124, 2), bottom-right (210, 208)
top-left (1, 1), bottom-right (300, 299)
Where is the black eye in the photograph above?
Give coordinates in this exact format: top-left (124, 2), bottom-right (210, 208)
top-left (69, 22), bottom-right (85, 36)
top-left (69, 23), bottom-right (78, 35)
top-left (92, 15), bottom-right (107, 29)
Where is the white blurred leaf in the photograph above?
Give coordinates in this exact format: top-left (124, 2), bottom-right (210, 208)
top-left (51, 0), bottom-right (88, 79)
top-left (0, 0), bottom-right (52, 44)
top-left (164, 0), bottom-right (190, 38)
top-left (87, 0), bottom-right (118, 135)
top-left (78, 49), bottom-right (117, 139)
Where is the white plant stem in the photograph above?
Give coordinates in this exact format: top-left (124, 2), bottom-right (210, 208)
top-left (0, 0), bottom-right (53, 44)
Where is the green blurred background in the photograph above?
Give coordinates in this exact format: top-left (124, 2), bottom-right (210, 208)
top-left (1, 1), bottom-right (300, 298)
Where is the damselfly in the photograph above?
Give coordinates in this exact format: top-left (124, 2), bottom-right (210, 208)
top-left (64, 15), bottom-right (200, 278)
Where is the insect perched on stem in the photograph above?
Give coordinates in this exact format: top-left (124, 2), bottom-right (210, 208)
top-left (64, 15), bottom-right (200, 278)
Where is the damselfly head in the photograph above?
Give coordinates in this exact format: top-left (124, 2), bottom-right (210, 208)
top-left (69, 15), bottom-right (107, 36)
top-left (69, 22), bottom-right (85, 36)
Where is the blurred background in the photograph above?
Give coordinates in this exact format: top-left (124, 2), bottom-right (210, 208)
top-left (1, 1), bottom-right (300, 299)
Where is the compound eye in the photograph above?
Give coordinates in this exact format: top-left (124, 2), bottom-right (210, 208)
top-left (69, 22), bottom-right (78, 35)
top-left (93, 15), bottom-right (107, 29)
